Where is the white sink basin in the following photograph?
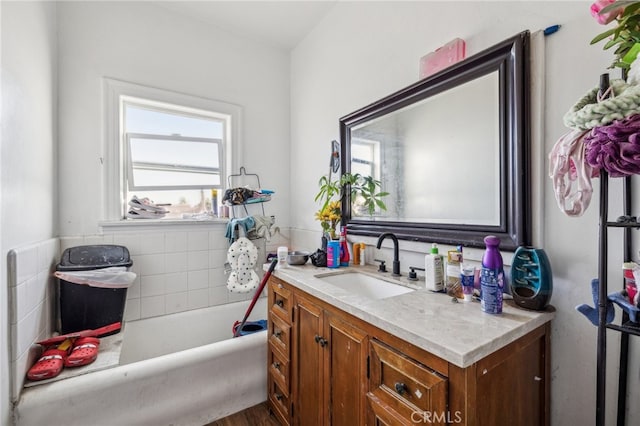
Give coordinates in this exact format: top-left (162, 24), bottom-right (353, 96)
top-left (315, 271), bottom-right (415, 299)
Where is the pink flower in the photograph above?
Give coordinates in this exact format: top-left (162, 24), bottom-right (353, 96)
top-left (591, 0), bottom-right (625, 25)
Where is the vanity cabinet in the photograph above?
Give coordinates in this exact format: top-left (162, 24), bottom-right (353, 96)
top-left (267, 275), bottom-right (550, 426)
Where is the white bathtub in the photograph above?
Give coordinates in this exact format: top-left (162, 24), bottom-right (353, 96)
top-left (14, 298), bottom-right (268, 426)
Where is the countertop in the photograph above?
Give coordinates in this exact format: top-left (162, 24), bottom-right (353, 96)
top-left (270, 264), bottom-right (555, 368)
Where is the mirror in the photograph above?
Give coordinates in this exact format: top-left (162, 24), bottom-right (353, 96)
top-left (340, 31), bottom-right (531, 250)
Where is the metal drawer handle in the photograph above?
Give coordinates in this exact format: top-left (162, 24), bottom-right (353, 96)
top-left (314, 335), bottom-right (328, 347)
top-left (275, 393), bottom-right (283, 401)
top-left (273, 329), bottom-right (282, 338)
top-left (395, 382), bottom-right (409, 396)
top-left (275, 299), bottom-right (284, 307)
top-left (273, 361), bottom-right (281, 370)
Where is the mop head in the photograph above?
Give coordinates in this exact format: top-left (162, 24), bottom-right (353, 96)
top-left (232, 319), bottom-right (267, 337)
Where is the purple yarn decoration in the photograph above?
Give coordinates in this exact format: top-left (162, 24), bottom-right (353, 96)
top-left (585, 114), bottom-right (640, 177)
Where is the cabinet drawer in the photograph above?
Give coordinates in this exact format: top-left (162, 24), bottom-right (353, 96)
top-left (269, 312), bottom-right (291, 357)
top-left (369, 339), bottom-right (448, 421)
top-left (269, 277), bottom-right (292, 323)
top-left (268, 376), bottom-right (290, 425)
top-left (268, 342), bottom-right (290, 392)
top-left (367, 393), bottom-right (413, 426)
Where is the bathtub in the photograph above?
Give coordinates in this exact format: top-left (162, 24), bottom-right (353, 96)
top-left (14, 297), bottom-right (268, 426)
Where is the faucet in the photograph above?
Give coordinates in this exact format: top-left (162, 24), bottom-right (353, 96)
top-left (376, 232), bottom-right (400, 277)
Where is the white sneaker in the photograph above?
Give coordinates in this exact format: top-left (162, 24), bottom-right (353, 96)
top-left (128, 195), bottom-right (168, 213)
top-left (126, 208), bottom-right (167, 219)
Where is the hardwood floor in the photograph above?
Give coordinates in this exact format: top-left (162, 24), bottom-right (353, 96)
top-left (206, 402), bottom-right (280, 426)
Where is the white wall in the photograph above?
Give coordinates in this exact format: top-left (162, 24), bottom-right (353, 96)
top-left (1, 1), bottom-right (58, 423)
top-left (56, 1), bottom-right (291, 236)
top-left (290, 1), bottom-right (639, 424)
top-left (4, 0), bottom-right (640, 424)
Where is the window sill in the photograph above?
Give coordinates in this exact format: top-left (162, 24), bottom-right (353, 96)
top-left (99, 218), bottom-right (229, 233)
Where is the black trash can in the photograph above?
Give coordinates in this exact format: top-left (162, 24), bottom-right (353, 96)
top-left (57, 245), bottom-right (133, 335)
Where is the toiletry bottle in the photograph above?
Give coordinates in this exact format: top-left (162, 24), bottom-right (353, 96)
top-left (339, 226), bottom-right (350, 266)
top-left (211, 189), bottom-right (218, 217)
top-left (359, 244), bottom-right (366, 266)
top-left (353, 242), bottom-right (361, 265)
top-left (277, 246), bottom-right (288, 270)
top-left (460, 263), bottom-right (475, 302)
top-left (480, 235), bottom-right (504, 314)
top-left (327, 240), bottom-right (340, 268)
top-left (425, 243), bottom-right (444, 291)
top-left (446, 249), bottom-right (463, 298)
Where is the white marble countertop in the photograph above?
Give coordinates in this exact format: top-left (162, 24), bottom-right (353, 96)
top-left (271, 264), bottom-right (555, 368)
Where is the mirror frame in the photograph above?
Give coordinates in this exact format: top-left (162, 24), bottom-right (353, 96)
top-left (340, 31), bottom-right (531, 251)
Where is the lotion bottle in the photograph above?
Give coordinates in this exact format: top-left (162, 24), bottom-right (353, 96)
top-left (425, 243), bottom-right (444, 291)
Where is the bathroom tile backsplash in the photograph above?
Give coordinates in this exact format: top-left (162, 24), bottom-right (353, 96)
top-left (9, 228), bottom-right (281, 400)
top-left (60, 228), bottom-right (273, 322)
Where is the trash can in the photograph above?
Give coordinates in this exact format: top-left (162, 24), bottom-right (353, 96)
top-left (56, 245), bottom-right (135, 335)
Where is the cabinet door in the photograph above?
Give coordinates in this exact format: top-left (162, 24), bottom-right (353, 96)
top-left (325, 311), bottom-right (368, 426)
top-left (293, 295), bottom-right (324, 426)
top-left (475, 331), bottom-right (545, 426)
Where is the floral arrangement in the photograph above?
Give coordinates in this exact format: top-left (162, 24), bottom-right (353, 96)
top-left (315, 200), bottom-right (342, 240)
top-left (590, 0), bottom-right (640, 70)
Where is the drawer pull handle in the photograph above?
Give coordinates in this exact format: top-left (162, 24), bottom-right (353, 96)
top-left (314, 335), bottom-right (328, 347)
top-left (273, 362), bottom-right (281, 370)
top-left (534, 376), bottom-right (542, 381)
top-left (395, 382), bottom-right (409, 396)
top-left (275, 299), bottom-right (284, 307)
top-left (275, 393), bottom-right (283, 401)
top-left (274, 329), bottom-right (282, 338)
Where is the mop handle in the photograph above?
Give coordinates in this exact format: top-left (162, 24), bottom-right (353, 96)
top-left (234, 258), bottom-right (278, 337)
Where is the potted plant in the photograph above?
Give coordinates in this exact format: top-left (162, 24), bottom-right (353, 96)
top-left (314, 172), bottom-right (388, 241)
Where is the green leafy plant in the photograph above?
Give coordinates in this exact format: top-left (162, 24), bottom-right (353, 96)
top-left (314, 172), bottom-right (388, 238)
top-left (591, 0), bottom-right (640, 70)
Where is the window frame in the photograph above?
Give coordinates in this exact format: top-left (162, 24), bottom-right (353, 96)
top-left (103, 78), bottom-right (242, 221)
top-left (125, 132), bottom-right (224, 191)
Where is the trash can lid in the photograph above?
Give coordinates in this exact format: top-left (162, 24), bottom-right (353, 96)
top-left (57, 245), bottom-right (132, 271)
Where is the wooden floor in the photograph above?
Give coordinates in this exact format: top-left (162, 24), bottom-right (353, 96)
top-left (206, 402), bottom-right (280, 426)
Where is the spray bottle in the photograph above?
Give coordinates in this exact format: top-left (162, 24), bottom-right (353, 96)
top-left (339, 226), bottom-right (350, 266)
top-left (480, 235), bottom-right (504, 314)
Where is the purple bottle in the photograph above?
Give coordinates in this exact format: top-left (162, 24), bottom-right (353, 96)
top-left (480, 235), bottom-right (504, 314)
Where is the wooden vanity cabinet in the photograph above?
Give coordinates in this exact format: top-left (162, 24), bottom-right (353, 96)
top-left (293, 293), bottom-right (368, 425)
top-left (267, 276), bottom-right (550, 426)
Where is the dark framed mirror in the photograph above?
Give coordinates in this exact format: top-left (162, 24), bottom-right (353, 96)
top-left (340, 31), bottom-right (530, 250)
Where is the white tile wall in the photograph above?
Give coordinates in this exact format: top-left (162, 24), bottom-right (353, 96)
top-left (59, 227), bottom-right (280, 322)
top-left (7, 238), bottom-right (59, 401)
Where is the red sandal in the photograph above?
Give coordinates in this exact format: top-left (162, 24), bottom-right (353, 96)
top-left (64, 337), bottom-right (100, 367)
top-left (27, 338), bottom-right (73, 381)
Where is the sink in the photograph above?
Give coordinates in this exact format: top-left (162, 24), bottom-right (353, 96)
top-left (315, 271), bottom-right (415, 300)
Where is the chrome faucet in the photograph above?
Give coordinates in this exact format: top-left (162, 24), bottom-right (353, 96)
top-left (376, 232), bottom-right (401, 277)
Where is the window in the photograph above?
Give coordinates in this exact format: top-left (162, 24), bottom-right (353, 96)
top-left (351, 138), bottom-right (378, 178)
top-left (104, 79), bottom-right (242, 220)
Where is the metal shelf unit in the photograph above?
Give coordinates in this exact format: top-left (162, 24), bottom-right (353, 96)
top-left (596, 172), bottom-right (635, 426)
